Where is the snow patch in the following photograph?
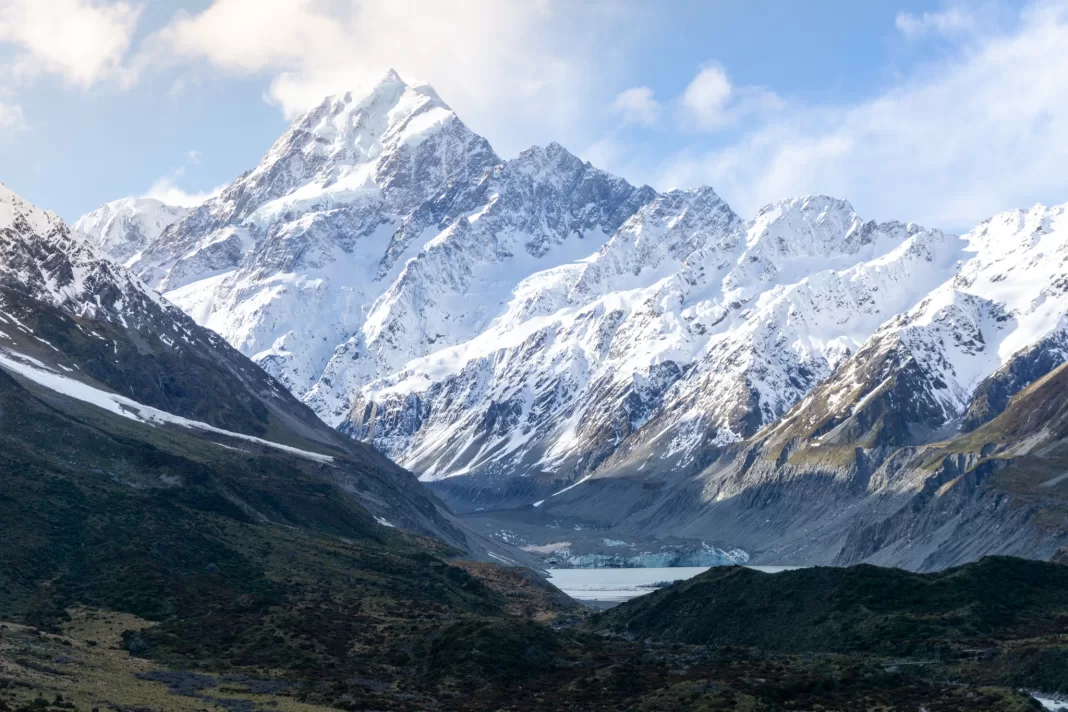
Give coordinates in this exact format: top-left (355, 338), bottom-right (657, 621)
top-left (0, 349), bottom-right (334, 464)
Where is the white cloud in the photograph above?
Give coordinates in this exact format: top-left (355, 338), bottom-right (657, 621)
top-left (142, 150), bottom-right (223, 207)
top-left (896, 6), bottom-right (978, 38)
top-left (682, 64), bottom-right (733, 128)
top-left (612, 86), bottom-right (661, 126)
top-left (142, 176), bottom-right (222, 207)
top-left (0, 0), bottom-right (142, 87)
top-left (656, 1), bottom-right (1068, 231)
top-left (679, 63), bottom-right (783, 132)
top-left (0, 101), bottom-right (25, 131)
top-left (147, 0), bottom-right (343, 75)
top-left (142, 0), bottom-right (622, 158)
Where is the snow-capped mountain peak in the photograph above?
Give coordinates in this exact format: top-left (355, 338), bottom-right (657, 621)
top-left (74, 197), bottom-right (191, 265)
top-left (98, 77), bottom-right (651, 417)
top-left (124, 70), bottom-right (499, 294)
top-left (244, 69), bottom-right (482, 221)
top-left (1, 181), bottom-right (63, 236)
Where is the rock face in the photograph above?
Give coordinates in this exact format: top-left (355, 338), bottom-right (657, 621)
top-left (0, 181), bottom-right (526, 564)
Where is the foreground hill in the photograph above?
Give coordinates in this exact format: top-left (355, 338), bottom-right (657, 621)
top-left (593, 557), bottom-right (1068, 693)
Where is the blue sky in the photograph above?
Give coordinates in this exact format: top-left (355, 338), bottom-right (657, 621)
top-left (1, 0), bottom-right (1065, 233)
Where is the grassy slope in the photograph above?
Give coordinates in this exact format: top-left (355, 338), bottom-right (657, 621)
top-left (913, 362), bottom-right (1068, 527)
top-left (0, 284), bottom-right (490, 557)
top-left (0, 365), bottom-right (547, 692)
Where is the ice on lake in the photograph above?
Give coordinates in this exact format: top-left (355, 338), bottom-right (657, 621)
top-left (1032, 693), bottom-right (1068, 711)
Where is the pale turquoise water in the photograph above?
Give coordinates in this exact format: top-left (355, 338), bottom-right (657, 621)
top-left (547, 565), bottom-right (804, 602)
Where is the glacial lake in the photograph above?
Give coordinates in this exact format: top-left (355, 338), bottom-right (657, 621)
top-left (547, 565), bottom-right (804, 604)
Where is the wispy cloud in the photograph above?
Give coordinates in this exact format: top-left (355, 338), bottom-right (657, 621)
top-left (681, 64), bottom-right (732, 128)
top-left (142, 151), bottom-right (223, 208)
top-left (0, 0), bottom-right (142, 88)
top-left (142, 177), bottom-right (222, 207)
top-left (612, 86), bottom-right (661, 126)
top-left (0, 101), bottom-right (26, 131)
top-left (895, 6), bottom-right (978, 38)
top-left (655, 0), bottom-right (1068, 230)
top-left (678, 63), bottom-right (784, 132)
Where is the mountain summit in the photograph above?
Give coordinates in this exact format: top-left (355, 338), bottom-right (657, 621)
top-left (126, 70), bottom-right (499, 293)
top-left (80, 72), bottom-right (654, 407)
top-left (74, 197), bottom-right (191, 265)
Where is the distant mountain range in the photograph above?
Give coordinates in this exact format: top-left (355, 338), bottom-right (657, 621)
top-left (76, 70), bottom-right (1068, 571)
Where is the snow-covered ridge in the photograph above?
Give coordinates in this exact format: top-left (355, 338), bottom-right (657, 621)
top-left (811, 202), bottom-right (1068, 431)
top-left (346, 192), bottom-right (961, 489)
top-left (1, 181), bottom-right (63, 236)
top-left (0, 348), bottom-right (333, 463)
top-left (346, 196), bottom-right (1068, 505)
top-left (1, 183), bottom-right (180, 328)
top-left (74, 197), bottom-right (192, 265)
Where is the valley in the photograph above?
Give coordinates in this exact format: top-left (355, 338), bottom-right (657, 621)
top-left (2, 54), bottom-right (1067, 712)
top-left (7, 169), bottom-right (1068, 709)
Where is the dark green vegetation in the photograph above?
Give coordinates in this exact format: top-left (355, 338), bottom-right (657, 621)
top-left (0, 283), bottom-right (478, 552)
top-left (0, 349), bottom-right (558, 708)
top-left (594, 557), bottom-right (1068, 692)
top-left (3, 346), bottom-right (1061, 710)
